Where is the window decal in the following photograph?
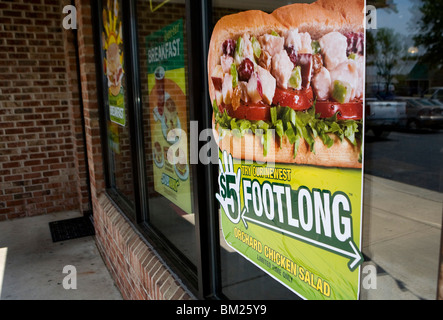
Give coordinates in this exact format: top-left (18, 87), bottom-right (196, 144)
top-left (146, 19), bottom-right (193, 214)
top-left (209, 0), bottom-right (365, 300)
top-left (102, 0), bottom-right (126, 126)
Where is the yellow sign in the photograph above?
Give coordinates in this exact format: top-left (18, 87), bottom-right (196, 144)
top-left (149, 0), bottom-right (170, 13)
top-left (147, 20), bottom-right (192, 214)
top-left (102, 0), bottom-right (126, 126)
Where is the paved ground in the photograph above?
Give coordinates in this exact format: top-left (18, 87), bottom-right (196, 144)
top-left (0, 211), bottom-right (122, 300)
top-left (364, 129), bottom-right (443, 192)
top-left (361, 175), bottom-right (442, 300)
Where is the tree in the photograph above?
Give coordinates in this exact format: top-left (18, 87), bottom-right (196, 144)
top-left (367, 28), bottom-right (402, 95)
top-left (366, 30), bottom-right (376, 57)
top-left (413, 0), bottom-right (443, 69)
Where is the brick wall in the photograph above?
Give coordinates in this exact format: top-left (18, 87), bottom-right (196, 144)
top-left (94, 193), bottom-right (193, 300)
top-left (74, 0), bottom-right (104, 202)
top-left (0, 0), bottom-right (88, 220)
top-left (62, 0), bottom-right (91, 214)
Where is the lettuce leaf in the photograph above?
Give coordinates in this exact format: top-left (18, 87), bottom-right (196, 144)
top-left (213, 100), bottom-right (363, 162)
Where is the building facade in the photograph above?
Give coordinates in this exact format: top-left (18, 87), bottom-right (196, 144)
top-left (1, 0), bottom-right (442, 300)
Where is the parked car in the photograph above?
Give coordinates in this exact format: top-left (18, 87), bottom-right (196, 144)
top-left (422, 87), bottom-right (443, 103)
top-left (370, 83), bottom-right (396, 100)
top-left (400, 97), bottom-right (443, 130)
top-left (365, 98), bottom-right (407, 137)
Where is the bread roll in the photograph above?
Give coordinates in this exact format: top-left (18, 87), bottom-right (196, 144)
top-left (209, 0), bottom-right (364, 168)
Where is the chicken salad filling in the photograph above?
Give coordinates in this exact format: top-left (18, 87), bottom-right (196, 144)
top-left (211, 28), bottom-right (364, 160)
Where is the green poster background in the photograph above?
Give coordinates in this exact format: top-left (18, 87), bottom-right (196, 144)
top-left (109, 91), bottom-right (126, 126)
top-left (146, 19), bottom-right (184, 74)
top-left (146, 19), bottom-right (192, 214)
top-left (219, 151), bottom-right (363, 300)
top-left (102, 0), bottom-right (126, 127)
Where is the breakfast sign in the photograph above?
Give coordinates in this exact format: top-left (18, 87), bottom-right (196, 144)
top-left (209, 0), bottom-right (365, 300)
top-left (147, 19), bottom-right (192, 215)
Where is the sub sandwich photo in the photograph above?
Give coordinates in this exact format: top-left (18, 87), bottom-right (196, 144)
top-left (208, 0), bottom-right (365, 168)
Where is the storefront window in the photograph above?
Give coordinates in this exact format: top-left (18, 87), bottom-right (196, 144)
top-left (99, 0), bottom-right (136, 212)
top-left (136, 0), bottom-right (197, 271)
top-left (212, 0), bottom-right (309, 300)
top-left (362, 0), bottom-right (442, 300)
top-left (93, 0), bottom-right (442, 300)
top-left (211, 0), bottom-right (442, 300)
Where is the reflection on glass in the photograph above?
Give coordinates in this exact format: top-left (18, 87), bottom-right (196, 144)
top-left (101, 0), bottom-right (136, 209)
top-left (363, 0), bottom-right (442, 300)
top-left (137, 0), bottom-right (196, 267)
top-left (212, 0), bottom-right (312, 301)
top-left (212, 0), bottom-right (442, 300)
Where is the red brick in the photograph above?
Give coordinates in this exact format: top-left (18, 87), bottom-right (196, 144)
top-left (0, 0), bottom-right (94, 220)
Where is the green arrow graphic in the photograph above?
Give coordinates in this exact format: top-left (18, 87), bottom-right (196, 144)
top-left (240, 207), bottom-right (363, 271)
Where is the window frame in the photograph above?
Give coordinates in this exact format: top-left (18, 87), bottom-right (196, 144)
top-left (92, 0), bottom-right (139, 223)
top-left (184, 0), bottom-right (224, 299)
top-left (91, 0), bottom-right (443, 301)
top-left (91, 0), bottom-right (222, 299)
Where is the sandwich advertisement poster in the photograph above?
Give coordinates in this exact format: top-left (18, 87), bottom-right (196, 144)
top-left (147, 19), bottom-right (193, 215)
top-left (209, 0), bottom-right (365, 300)
top-left (102, 0), bottom-right (126, 127)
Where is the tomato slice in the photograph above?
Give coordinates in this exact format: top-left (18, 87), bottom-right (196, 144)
top-left (315, 101), bottom-right (363, 120)
top-left (272, 87), bottom-right (314, 111)
top-left (220, 102), bottom-right (271, 121)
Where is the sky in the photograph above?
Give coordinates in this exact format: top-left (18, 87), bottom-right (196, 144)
top-left (370, 0), bottom-right (426, 55)
top-left (375, 0), bottom-right (422, 37)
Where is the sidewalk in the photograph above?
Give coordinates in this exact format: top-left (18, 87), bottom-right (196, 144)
top-left (361, 175), bottom-right (442, 300)
top-left (0, 210), bottom-right (122, 300)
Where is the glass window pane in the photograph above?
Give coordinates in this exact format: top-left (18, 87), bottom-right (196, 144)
top-left (136, 0), bottom-right (196, 266)
top-left (212, 0), bottom-right (442, 300)
top-left (212, 0), bottom-right (316, 301)
top-left (100, 0), bottom-right (136, 210)
top-left (363, 0), bottom-right (442, 300)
